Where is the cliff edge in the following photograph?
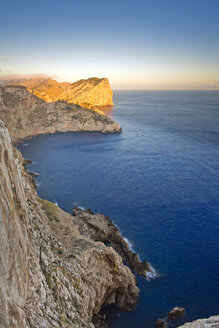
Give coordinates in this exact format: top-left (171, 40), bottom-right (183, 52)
top-left (6, 77), bottom-right (114, 109)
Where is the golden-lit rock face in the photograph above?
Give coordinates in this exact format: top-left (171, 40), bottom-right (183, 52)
top-left (9, 77), bottom-right (114, 109)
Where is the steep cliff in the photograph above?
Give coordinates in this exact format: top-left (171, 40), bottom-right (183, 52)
top-left (0, 85), bottom-right (121, 143)
top-left (7, 77), bottom-right (114, 109)
top-left (0, 119), bottom-right (141, 328)
top-left (0, 120), bottom-right (30, 328)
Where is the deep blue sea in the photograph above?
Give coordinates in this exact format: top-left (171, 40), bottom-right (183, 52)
top-left (18, 91), bottom-right (219, 328)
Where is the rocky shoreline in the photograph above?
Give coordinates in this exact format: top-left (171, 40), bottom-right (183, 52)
top-left (0, 81), bottom-right (217, 328)
top-left (0, 118), bottom-right (153, 328)
top-left (0, 78), bottom-right (154, 328)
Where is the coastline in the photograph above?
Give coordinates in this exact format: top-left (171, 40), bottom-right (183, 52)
top-left (1, 85), bottom-right (217, 328)
top-left (0, 84), bottom-right (151, 328)
top-left (0, 85), bottom-right (122, 144)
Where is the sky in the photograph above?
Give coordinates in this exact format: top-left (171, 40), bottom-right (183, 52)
top-left (0, 0), bottom-right (219, 89)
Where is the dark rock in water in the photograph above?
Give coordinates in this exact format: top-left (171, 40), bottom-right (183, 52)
top-left (72, 206), bottom-right (152, 277)
top-left (23, 158), bottom-right (32, 166)
top-left (93, 313), bottom-right (108, 328)
top-left (85, 207), bottom-right (94, 214)
top-left (156, 319), bottom-right (167, 328)
top-left (156, 306), bottom-right (186, 327)
top-left (27, 170), bottom-right (39, 177)
top-left (168, 306), bottom-right (186, 320)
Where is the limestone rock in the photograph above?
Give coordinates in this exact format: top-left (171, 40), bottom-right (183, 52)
top-left (156, 319), bottom-right (167, 328)
top-left (0, 85), bottom-right (121, 143)
top-left (156, 306), bottom-right (186, 328)
top-left (0, 120), bottom-right (30, 328)
top-left (72, 206), bottom-right (152, 277)
top-left (0, 119), bottom-right (138, 328)
top-left (179, 315), bottom-right (219, 328)
top-left (7, 77), bottom-right (114, 109)
top-left (168, 306), bottom-right (186, 320)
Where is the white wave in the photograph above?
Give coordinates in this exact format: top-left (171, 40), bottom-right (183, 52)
top-left (55, 202), bottom-right (59, 207)
top-left (72, 202), bottom-right (86, 210)
top-left (123, 237), bottom-right (134, 252)
top-left (112, 224), bottom-right (135, 252)
top-left (22, 143), bottom-right (28, 147)
top-left (146, 264), bottom-right (157, 281)
top-left (35, 182), bottom-right (41, 188)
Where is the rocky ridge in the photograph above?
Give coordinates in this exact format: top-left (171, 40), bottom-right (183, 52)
top-left (6, 77), bottom-right (114, 109)
top-left (0, 85), bottom-right (121, 143)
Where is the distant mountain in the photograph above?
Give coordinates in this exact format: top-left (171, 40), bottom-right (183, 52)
top-left (7, 77), bottom-right (114, 109)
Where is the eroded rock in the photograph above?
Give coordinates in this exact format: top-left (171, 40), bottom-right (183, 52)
top-left (72, 206), bottom-right (152, 277)
top-left (156, 306), bottom-right (186, 328)
top-left (179, 315), bottom-right (219, 328)
top-left (156, 319), bottom-right (167, 328)
top-left (168, 306), bottom-right (186, 320)
top-left (0, 85), bottom-right (121, 144)
top-left (0, 119), bottom-right (139, 328)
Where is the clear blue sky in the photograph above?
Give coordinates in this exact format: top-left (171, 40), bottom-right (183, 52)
top-left (0, 0), bottom-right (219, 89)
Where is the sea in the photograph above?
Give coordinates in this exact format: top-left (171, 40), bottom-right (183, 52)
top-left (18, 90), bottom-right (219, 328)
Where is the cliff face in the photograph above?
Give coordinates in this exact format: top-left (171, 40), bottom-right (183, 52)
top-left (7, 77), bottom-right (114, 109)
top-left (0, 120), bottom-right (30, 328)
top-left (0, 85), bottom-right (121, 143)
top-left (0, 120), bottom-right (139, 328)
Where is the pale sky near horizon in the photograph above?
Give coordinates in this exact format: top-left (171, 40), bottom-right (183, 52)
top-left (0, 0), bottom-right (219, 89)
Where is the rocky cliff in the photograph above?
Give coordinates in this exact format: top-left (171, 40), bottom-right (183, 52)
top-left (6, 77), bottom-right (114, 109)
top-left (0, 85), bottom-right (121, 143)
top-left (0, 119), bottom-right (150, 328)
top-left (179, 315), bottom-right (219, 328)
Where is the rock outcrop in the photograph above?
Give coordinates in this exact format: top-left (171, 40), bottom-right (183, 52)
top-left (6, 77), bottom-right (114, 109)
top-left (72, 207), bottom-right (153, 278)
top-left (156, 306), bottom-right (186, 328)
top-left (156, 319), bottom-right (167, 328)
top-left (179, 315), bottom-right (219, 328)
top-left (0, 85), bottom-right (121, 143)
top-left (168, 306), bottom-right (186, 320)
top-left (0, 119), bottom-right (139, 328)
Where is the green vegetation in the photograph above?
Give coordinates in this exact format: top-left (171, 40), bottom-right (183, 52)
top-left (37, 197), bottom-right (60, 223)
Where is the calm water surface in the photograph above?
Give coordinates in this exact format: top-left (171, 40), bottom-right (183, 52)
top-left (19, 91), bottom-right (219, 328)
